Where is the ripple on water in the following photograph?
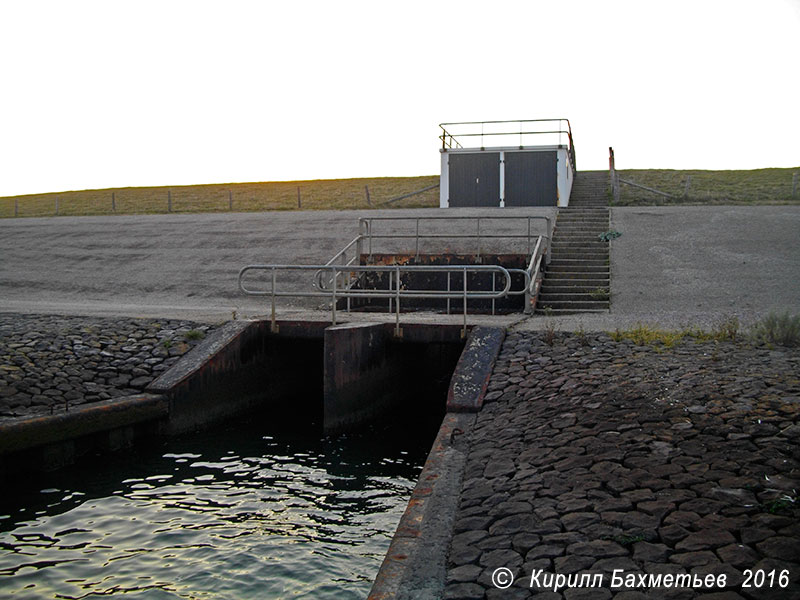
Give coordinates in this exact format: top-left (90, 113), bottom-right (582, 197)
top-left (0, 412), bottom-right (436, 599)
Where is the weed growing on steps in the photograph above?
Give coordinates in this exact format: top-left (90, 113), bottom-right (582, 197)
top-left (590, 288), bottom-right (610, 301)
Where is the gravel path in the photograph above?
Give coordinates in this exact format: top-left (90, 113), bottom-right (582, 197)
top-left (0, 314), bottom-right (214, 419)
top-left (444, 331), bottom-right (800, 599)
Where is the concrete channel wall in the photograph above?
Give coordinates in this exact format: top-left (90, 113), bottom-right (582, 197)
top-left (0, 319), bottom-right (468, 477)
top-left (369, 326), bottom-right (505, 599)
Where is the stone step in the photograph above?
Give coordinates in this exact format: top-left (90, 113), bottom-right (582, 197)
top-left (543, 272), bottom-right (610, 283)
top-left (557, 219), bottom-right (609, 225)
top-left (556, 224), bottom-right (609, 230)
top-left (534, 307), bottom-right (610, 315)
top-left (541, 284), bottom-right (609, 294)
top-left (550, 254), bottom-right (609, 262)
top-left (559, 208), bottom-right (609, 212)
top-left (546, 263), bottom-right (609, 272)
top-left (538, 291), bottom-right (610, 302)
top-left (536, 299), bottom-right (610, 310)
top-left (552, 236), bottom-right (606, 243)
top-left (552, 241), bottom-right (609, 248)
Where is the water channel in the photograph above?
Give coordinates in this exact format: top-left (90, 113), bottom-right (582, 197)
top-left (0, 401), bottom-right (443, 599)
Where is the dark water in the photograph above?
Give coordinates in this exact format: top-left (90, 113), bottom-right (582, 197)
top-left (0, 406), bottom-right (441, 599)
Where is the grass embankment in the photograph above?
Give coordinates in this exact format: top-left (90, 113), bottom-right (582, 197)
top-left (0, 176), bottom-right (440, 218)
top-left (3, 167), bottom-right (798, 218)
top-left (614, 167), bottom-right (799, 206)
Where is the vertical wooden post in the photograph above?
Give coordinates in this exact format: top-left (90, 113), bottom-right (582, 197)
top-left (228, 189), bottom-right (233, 210)
top-left (793, 172), bottom-right (798, 198)
top-left (112, 191), bottom-right (116, 212)
top-left (297, 186), bottom-right (301, 209)
top-left (168, 190), bottom-right (172, 212)
top-left (365, 185), bottom-right (372, 207)
top-left (609, 147), bottom-right (619, 204)
top-left (684, 175), bottom-right (692, 200)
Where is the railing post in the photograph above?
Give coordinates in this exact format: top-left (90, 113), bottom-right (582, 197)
top-left (491, 271), bottom-right (496, 316)
top-left (545, 218), bottom-right (552, 264)
top-left (527, 218), bottom-right (531, 256)
top-left (446, 272), bottom-right (451, 315)
top-left (331, 266), bottom-right (337, 325)
top-left (476, 218), bottom-right (481, 260)
top-left (462, 267), bottom-right (468, 339)
top-left (271, 268), bottom-right (278, 332)
top-left (415, 218), bottom-right (420, 258)
top-left (395, 266), bottom-right (401, 337)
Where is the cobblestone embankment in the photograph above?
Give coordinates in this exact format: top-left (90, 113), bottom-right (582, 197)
top-left (445, 332), bottom-right (800, 600)
top-left (0, 314), bottom-right (215, 419)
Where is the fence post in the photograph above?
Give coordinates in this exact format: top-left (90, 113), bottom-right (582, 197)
top-left (229, 190), bottom-right (233, 211)
top-left (684, 175), bottom-right (692, 200)
top-left (793, 172), bottom-right (798, 198)
top-left (168, 190), bottom-right (172, 213)
top-left (112, 191), bottom-right (116, 212)
top-left (609, 147), bottom-right (619, 204)
top-left (297, 186), bottom-right (301, 209)
top-left (365, 185), bottom-right (372, 207)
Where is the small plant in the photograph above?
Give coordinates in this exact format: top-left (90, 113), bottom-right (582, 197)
top-left (185, 329), bottom-right (205, 341)
top-left (763, 494), bottom-right (797, 514)
top-left (575, 324), bottom-right (589, 346)
top-left (712, 315), bottom-right (740, 342)
top-left (598, 230), bottom-right (622, 242)
top-left (610, 323), bottom-right (685, 347)
top-left (161, 338), bottom-right (172, 349)
top-left (610, 328), bottom-right (624, 342)
top-left (544, 321), bottom-right (556, 346)
top-left (590, 288), bottom-right (610, 301)
top-left (749, 311), bottom-right (800, 347)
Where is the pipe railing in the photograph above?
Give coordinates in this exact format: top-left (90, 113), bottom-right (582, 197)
top-left (239, 263), bottom-right (528, 337)
top-left (439, 118), bottom-right (575, 172)
top-left (356, 215), bottom-right (553, 262)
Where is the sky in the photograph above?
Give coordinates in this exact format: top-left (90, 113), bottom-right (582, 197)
top-left (1, 0), bottom-right (798, 197)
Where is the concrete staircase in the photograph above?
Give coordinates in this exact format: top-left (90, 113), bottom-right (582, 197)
top-left (536, 172), bottom-right (610, 314)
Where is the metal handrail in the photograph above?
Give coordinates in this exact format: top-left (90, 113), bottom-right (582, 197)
top-left (356, 215), bottom-right (552, 262)
top-left (239, 263), bottom-right (519, 337)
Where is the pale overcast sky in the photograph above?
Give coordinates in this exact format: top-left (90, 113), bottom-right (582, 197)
top-left (1, 0), bottom-right (798, 197)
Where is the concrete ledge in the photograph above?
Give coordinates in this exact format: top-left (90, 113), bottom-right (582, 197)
top-left (369, 411), bottom-right (476, 600)
top-left (446, 325), bottom-right (505, 412)
top-left (0, 393), bottom-right (168, 455)
top-left (147, 320), bottom-right (252, 393)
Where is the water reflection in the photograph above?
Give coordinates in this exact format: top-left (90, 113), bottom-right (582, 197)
top-left (0, 406), bottom-right (440, 599)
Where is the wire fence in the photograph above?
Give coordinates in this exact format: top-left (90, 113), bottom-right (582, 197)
top-left (612, 168), bottom-right (799, 206)
top-left (0, 177), bottom-right (441, 218)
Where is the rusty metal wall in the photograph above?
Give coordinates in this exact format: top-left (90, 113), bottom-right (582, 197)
top-left (448, 152), bottom-right (501, 207)
top-left (503, 150), bottom-right (557, 206)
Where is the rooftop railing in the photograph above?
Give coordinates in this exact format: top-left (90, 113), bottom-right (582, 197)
top-left (439, 118), bottom-right (575, 171)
